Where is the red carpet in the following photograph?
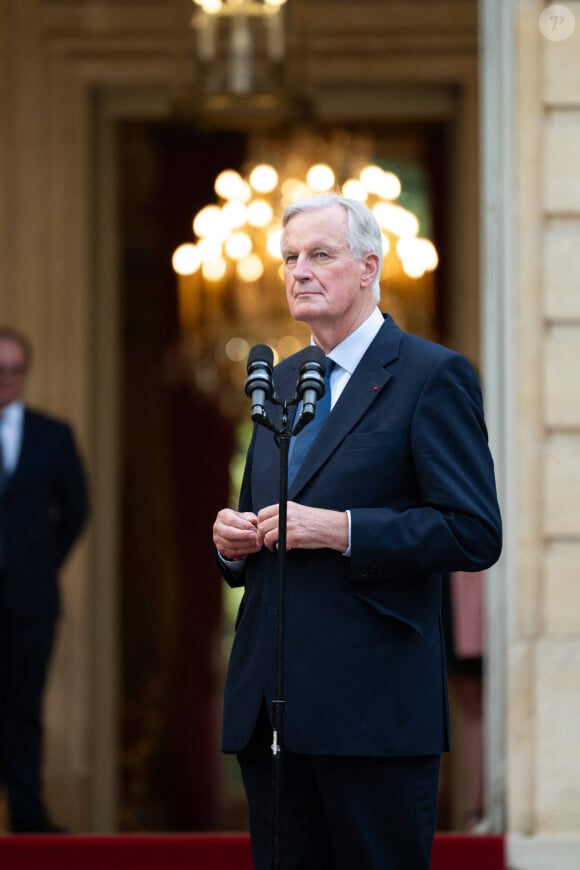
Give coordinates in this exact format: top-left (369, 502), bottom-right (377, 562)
top-left (0, 832), bottom-right (505, 869)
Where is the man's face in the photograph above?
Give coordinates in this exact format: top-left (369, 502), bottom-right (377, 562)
top-left (281, 203), bottom-right (378, 337)
top-left (0, 338), bottom-right (28, 409)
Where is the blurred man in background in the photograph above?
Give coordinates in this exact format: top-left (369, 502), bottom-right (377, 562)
top-left (0, 326), bottom-right (88, 833)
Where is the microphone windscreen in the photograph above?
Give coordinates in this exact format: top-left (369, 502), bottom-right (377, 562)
top-left (298, 345), bottom-right (326, 373)
top-left (248, 344), bottom-right (274, 368)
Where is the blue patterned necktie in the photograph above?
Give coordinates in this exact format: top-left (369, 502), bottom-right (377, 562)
top-left (288, 358), bottom-right (334, 486)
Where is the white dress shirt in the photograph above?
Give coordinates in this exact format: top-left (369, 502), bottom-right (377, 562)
top-left (0, 399), bottom-right (25, 474)
top-left (322, 306), bottom-right (384, 405)
top-left (321, 306), bottom-right (384, 555)
top-left (221, 308), bottom-right (385, 565)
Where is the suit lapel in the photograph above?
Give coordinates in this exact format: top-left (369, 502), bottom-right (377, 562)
top-left (288, 318), bottom-right (403, 496)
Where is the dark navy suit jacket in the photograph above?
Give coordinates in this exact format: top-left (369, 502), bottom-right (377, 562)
top-left (0, 408), bottom-right (88, 620)
top-left (219, 315), bottom-right (502, 757)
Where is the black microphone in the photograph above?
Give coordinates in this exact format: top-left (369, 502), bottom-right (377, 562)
top-left (245, 344), bottom-right (274, 423)
top-left (295, 346), bottom-right (326, 427)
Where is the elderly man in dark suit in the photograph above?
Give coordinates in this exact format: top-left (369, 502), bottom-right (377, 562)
top-left (213, 194), bottom-right (502, 869)
top-left (0, 326), bottom-right (88, 833)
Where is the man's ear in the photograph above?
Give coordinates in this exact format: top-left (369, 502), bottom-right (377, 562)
top-left (360, 252), bottom-right (380, 288)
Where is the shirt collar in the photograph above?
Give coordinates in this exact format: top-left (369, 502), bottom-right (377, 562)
top-left (1, 399), bottom-right (24, 428)
top-left (322, 307), bottom-right (384, 375)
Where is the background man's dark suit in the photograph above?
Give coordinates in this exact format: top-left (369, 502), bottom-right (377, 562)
top-left (219, 315), bottom-right (502, 862)
top-left (0, 407), bottom-right (88, 832)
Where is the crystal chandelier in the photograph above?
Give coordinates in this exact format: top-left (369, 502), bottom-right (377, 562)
top-left (173, 131), bottom-right (438, 286)
top-left (171, 129), bottom-right (439, 415)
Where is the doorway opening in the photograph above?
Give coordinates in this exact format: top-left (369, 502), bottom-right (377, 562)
top-left (115, 116), bottom-right (479, 832)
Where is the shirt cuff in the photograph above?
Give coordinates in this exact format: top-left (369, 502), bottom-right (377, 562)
top-left (218, 552), bottom-right (247, 571)
top-left (343, 510), bottom-right (352, 556)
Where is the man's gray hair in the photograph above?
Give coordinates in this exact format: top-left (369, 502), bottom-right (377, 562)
top-left (281, 193), bottom-right (383, 301)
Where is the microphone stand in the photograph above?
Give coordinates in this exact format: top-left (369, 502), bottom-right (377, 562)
top-left (271, 413), bottom-right (291, 870)
top-left (246, 346), bottom-right (326, 870)
top-left (249, 395), bottom-right (301, 870)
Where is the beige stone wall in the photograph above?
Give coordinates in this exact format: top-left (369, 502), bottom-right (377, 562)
top-left (508, 1), bottom-right (580, 864)
top-left (0, 0), bottom-right (182, 831)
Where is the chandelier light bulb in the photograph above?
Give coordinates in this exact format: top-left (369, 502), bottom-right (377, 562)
top-left (239, 180), bottom-right (252, 203)
top-left (222, 200), bottom-right (248, 229)
top-left (193, 204), bottom-right (226, 239)
top-left (202, 256), bottom-right (227, 281)
top-left (372, 202), bottom-right (419, 238)
top-left (359, 164), bottom-right (386, 195)
top-left (266, 227), bottom-right (283, 259)
top-left (280, 177), bottom-right (300, 197)
top-left (172, 243), bottom-right (202, 275)
top-left (197, 237), bottom-right (223, 263)
top-left (341, 178), bottom-right (367, 201)
top-left (375, 171), bottom-right (402, 201)
top-left (398, 237), bottom-right (439, 273)
top-left (215, 169), bottom-right (246, 200)
top-left (401, 258), bottom-right (426, 279)
top-left (283, 180), bottom-right (311, 203)
top-left (225, 231), bottom-right (253, 260)
top-left (249, 163), bottom-right (278, 193)
top-left (306, 163), bottom-right (336, 192)
top-left (397, 208), bottom-right (420, 238)
top-left (396, 237), bottom-right (414, 260)
top-left (237, 254), bottom-right (264, 282)
top-left (416, 238), bottom-right (439, 271)
top-left (247, 199), bottom-right (273, 227)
